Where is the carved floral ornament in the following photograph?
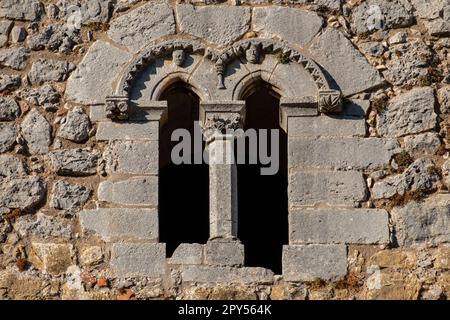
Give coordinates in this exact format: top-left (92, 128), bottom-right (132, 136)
top-left (107, 38), bottom-right (343, 120)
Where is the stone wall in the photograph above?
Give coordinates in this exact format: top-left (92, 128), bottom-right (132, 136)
top-left (0, 0), bottom-right (449, 300)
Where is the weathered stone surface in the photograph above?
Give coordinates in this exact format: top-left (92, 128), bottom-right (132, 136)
top-left (176, 4), bottom-right (250, 46)
top-left (49, 149), bottom-right (99, 176)
top-left (412, 0), bottom-right (450, 36)
top-left (0, 176), bottom-right (46, 210)
top-left (0, 97), bottom-right (20, 120)
top-left (443, 159), bottom-right (450, 190)
top-left (364, 271), bottom-right (420, 299)
top-left (103, 140), bottom-right (158, 175)
top-left (359, 41), bottom-right (386, 57)
top-left (0, 20), bottom-right (13, 47)
top-left (253, 7), bottom-right (323, 46)
top-left (0, 47), bottom-right (29, 70)
top-left (433, 247), bottom-right (450, 269)
top-left (377, 87), bottom-right (437, 137)
top-left (29, 243), bottom-right (73, 276)
top-left (10, 25), bottom-right (26, 43)
top-left (108, 1), bottom-right (175, 52)
top-left (28, 59), bottom-right (74, 85)
top-left (351, 0), bottom-right (414, 34)
top-left (289, 170), bottom-right (367, 207)
top-left (438, 86), bottom-right (450, 114)
top-left (27, 24), bottom-right (81, 53)
top-left (391, 194), bottom-right (450, 246)
top-left (20, 84), bottom-right (60, 112)
top-left (288, 100), bottom-right (368, 137)
top-left (79, 208), bottom-right (158, 241)
top-left (169, 243), bottom-right (203, 265)
top-left (58, 107), bottom-right (90, 142)
top-left (14, 212), bottom-right (72, 239)
top-left (404, 132), bottom-right (441, 156)
top-left (289, 209), bottom-right (389, 244)
top-left (288, 137), bottom-right (399, 170)
top-left (0, 74), bottom-right (21, 93)
top-left (96, 121), bottom-right (159, 141)
top-left (50, 180), bottom-right (91, 212)
top-left (372, 158), bottom-right (439, 199)
top-left (21, 109), bottom-right (52, 155)
top-left (385, 41), bottom-right (434, 86)
top-left (282, 245), bottom-right (347, 281)
top-left (204, 241), bottom-right (244, 267)
top-left (98, 176), bottom-right (157, 206)
top-left (65, 41), bottom-right (132, 104)
top-left (181, 266), bottom-right (274, 284)
top-left (369, 250), bottom-right (417, 269)
top-left (0, 0), bottom-right (44, 21)
top-left (111, 243), bottom-right (165, 277)
top-left (79, 246), bottom-right (103, 267)
top-left (0, 155), bottom-right (27, 177)
top-left (0, 122), bottom-right (16, 153)
top-left (56, 0), bottom-right (112, 25)
top-left (308, 28), bottom-right (384, 96)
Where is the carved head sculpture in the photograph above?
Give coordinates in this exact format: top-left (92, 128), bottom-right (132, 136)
top-left (245, 44), bottom-right (260, 64)
top-left (172, 49), bottom-right (186, 67)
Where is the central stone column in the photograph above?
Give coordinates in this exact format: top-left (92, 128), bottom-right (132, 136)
top-left (200, 101), bottom-right (245, 266)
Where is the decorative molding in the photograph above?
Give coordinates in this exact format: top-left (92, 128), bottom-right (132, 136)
top-left (318, 90), bottom-right (343, 113)
top-left (105, 96), bottom-right (129, 120)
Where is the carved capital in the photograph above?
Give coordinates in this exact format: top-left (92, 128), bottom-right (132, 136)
top-left (105, 96), bottom-right (129, 120)
top-left (202, 114), bottom-right (242, 139)
top-left (318, 90), bottom-right (342, 113)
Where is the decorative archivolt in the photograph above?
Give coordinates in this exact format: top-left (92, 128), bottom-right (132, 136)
top-left (107, 38), bottom-right (342, 120)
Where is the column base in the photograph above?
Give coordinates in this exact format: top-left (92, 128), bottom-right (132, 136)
top-left (204, 239), bottom-right (244, 267)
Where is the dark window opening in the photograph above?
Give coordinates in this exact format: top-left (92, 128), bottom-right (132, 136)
top-left (159, 83), bottom-right (209, 257)
top-left (237, 81), bottom-right (288, 274)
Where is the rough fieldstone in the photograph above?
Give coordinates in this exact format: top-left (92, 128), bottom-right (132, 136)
top-left (371, 174), bottom-right (404, 199)
top-left (96, 121), bottom-right (159, 141)
top-left (111, 243), bottom-right (165, 277)
top-left (0, 74), bottom-right (21, 93)
top-left (108, 1), bottom-right (175, 52)
top-left (0, 123), bottom-right (16, 153)
top-left (0, 176), bottom-right (46, 210)
top-left (50, 180), bottom-right (91, 211)
top-left (385, 41), bottom-right (434, 86)
top-left (29, 243), bottom-right (73, 276)
top-left (204, 241), bottom-right (244, 267)
top-left (79, 246), bottom-right (103, 267)
top-left (0, 20), bottom-right (13, 47)
top-left (28, 59), bottom-right (75, 85)
top-left (49, 148), bottom-right (99, 176)
top-left (359, 41), bottom-right (386, 57)
top-left (79, 208), bottom-right (158, 242)
top-left (180, 266), bottom-right (274, 284)
top-left (58, 107), bottom-right (90, 142)
top-left (104, 140), bottom-right (158, 175)
top-left (391, 194), bottom-right (450, 246)
top-left (0, 0), bottom-right (44, 21)
top-left (412, 0), bottom-right (450, 36)
top-left (65, 41), bottom-right (132, 104)
top-left (252, 7), bottom-right (323, 46)
top-left (282, 245), bottom-right (347, 281)
top-left (14, 212), bottom-right (72, 239)
top-left (0, 97), bottom-right (20, 120)
top-left (388, 31), bottom-right (408, 45)
top-left (438, 86), bottom-right (450, 114)
top-left (411, 0), bottom-right (445, 19)
top-left (56, 0), bottom-right (112, 25)
top-left (27, 24), bottom-right (81, 53)
top-left (169, 243), bottom-right (203, 265)
top-left (10, 26), bottom-right (26, 43)
top-left (288, 100), bottom-right (367, 137)
top-left (98, 176), bottom-right (157, 206)
top-left (351, 0), bottom-right (414, 34)
top-left (443, 159), bottom-right (450, 189)
top-left (404, 132), bottom-right (441, 156)
top-left (21, 109), bottom-right (52, 155)
top-left (288, 137), bottom-right (399, 170)
top-left (308, 28), bottom-right (384, 96)
top-left (0, 47), bottom-right (29, 70)
top-left (176, 4), bottom-right (250, 46)
top-left (20, 84), bottom-right (60, 112)
top-left (377, 87), bottom-right (437, 137)
top-left (289, 170), bottom-right (367, 207)
top-left (0, 155), bottom-right (26, 177)
top-left (289, 209), bottom-right (389, 244)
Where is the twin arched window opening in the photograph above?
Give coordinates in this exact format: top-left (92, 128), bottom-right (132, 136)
top-left (158, 80), bottom-right (288, 274)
